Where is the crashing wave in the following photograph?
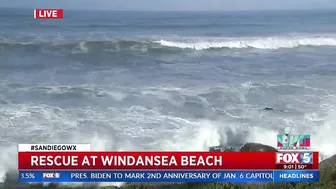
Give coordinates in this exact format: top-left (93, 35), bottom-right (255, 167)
top-left (154, 36), bottom-right (336, 50)
top-left (1, 35), bottom-right (336, 54)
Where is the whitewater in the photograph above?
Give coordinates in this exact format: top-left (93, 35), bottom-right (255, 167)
top-left (0, 9), bottom-right (336, 186)
top-left (155, 36), bottom-right (336, 50)
top-left (1, 35), bottom-right (336, 53)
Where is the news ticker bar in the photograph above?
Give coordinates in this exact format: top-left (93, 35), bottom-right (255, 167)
top-left (19, 170), bottom-right (319, 183)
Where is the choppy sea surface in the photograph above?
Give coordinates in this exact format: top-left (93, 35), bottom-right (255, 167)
top-left (0, 8), bottom-right (336, 180)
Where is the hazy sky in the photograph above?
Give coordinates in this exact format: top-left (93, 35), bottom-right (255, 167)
top-left (1, 0), bottom-right (336, 11)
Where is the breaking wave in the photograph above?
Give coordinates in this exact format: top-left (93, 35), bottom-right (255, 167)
top-left (155, 36), bottom-right (336, 50)
top-left (0, 39), bottom-right (161, 54)
top-left (1, 35), bottom-right (336, 54)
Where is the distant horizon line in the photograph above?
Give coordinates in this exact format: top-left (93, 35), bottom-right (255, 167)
top-left (0, 6), bottom-right (335, 12)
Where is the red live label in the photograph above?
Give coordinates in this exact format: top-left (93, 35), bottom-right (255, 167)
top-left (34, 9), bottom-right (63, 19)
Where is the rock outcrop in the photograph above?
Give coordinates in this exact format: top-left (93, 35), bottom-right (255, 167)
top-left (239, 143), bottom-right (278, 152)
top-left (209, 143), bottom-right (277, 152)
top-left (320, 154), bottom-right (336, 165)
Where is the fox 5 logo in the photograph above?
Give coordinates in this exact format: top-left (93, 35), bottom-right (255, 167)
top-left (277, 152), bottom-right (312, 164)
top-left (300, 153), bottom-right (313, 164)
top-left (43, 173), bottom-right (61, 179)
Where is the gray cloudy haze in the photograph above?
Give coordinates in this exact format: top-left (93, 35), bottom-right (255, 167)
top-left (0, 0), bottom-right (336, 11)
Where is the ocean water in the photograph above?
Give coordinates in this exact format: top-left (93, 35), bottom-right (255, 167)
top-left (1, 8), bottom-right (336, 180)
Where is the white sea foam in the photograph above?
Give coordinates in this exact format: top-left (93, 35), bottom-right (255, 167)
top-left (154, 35), bottom-right (336, 50)
top-left (0, 81), bottom-right (335, 186)
top-left (0, 103), bottom-right (222, 184)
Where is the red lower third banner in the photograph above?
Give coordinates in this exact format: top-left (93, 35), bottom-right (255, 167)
top-left (18, 151), bottom-right (319, 170)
